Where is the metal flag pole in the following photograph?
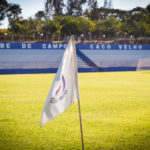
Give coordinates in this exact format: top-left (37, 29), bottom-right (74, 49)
top-left (71, 35), bottom-right (84, 150)
top-left (78, 99), bottom-right (84, 150)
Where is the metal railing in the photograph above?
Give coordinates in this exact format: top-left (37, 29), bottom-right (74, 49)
top-left (0, 33), bottom-right (150, 43)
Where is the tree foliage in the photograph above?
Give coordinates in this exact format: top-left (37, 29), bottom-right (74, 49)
top-left (35, 11), bottom-right (46, 20)
top-left (0, 0), bottom-right (21, 24)
top-left (0, 0), bottom-right (8, 22)
top-left (1, 0), bottom-right (150, 40)
top-left (45, 0), bottom-right (64, 18)
top-left (95, 16), bottom-right (121, 38)
top-left (66, 0), bottom-right (86, 17)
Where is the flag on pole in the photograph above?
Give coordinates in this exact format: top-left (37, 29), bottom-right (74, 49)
top-left (41, 36), bottom-right (80, 127)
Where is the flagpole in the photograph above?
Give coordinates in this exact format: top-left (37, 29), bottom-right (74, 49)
top-left (78, 99), bottom-right (84, 150)
top-left (71, 35), bottom-right (84, 150)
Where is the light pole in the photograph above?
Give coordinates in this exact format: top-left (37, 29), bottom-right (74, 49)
top-left (41, 33), bottom-right (43, 42)
top-left (88, 32), bottom-right (91, 41)
top-left (33, 33), bottom-right (35, 41)
top-left (81, 34), bottom-right (84, 42)
top-left (103, 34), bottom-right (106, 39)
top-left (130, 35), bottom-right (133, 39)
top-left (4, 33), bottom-right (7, 41)
top-left (125, 32), bottom-right (127, 39)
top-left (38, 32), bottom-right (40, 42)
top-left (117, 32), bottom-right (119, 39)
top-left (48, 32), bottom-right (51, 42)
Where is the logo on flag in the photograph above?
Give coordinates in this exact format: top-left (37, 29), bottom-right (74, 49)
top-left (41, 36), bottom-right (80, 127)
top-left (50, 75), bottom-right (67, 104)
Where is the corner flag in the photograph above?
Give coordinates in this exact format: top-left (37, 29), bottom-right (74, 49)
top-left (41, 36), bottom-right (80, 126)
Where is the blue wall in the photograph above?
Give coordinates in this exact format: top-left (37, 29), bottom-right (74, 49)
top-left (0, 42), bottom-right (150, 50)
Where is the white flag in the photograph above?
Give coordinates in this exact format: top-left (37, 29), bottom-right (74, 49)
top-left (41, 36), bottom-right (80, 126)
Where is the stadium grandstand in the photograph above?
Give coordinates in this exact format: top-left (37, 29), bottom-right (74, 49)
top-left (0, 43), bottom-right (150, 74)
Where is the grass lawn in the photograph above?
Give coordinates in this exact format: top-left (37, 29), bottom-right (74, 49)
top-left (0, 71), bottom-right (150, 150)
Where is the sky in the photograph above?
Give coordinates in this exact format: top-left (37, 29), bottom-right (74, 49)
top-left (0, 0), bottom-right (150, 29)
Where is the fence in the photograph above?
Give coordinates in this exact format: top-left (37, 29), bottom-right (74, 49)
top-left (1, 33), bottom-right (150, 44)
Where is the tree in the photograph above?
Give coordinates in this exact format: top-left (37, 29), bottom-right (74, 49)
top-left (122, 12), bottom-right (150, 38)
top-left (84, 0), bottom-right (99, 20)
top-left (0, 0), bottom-right (21, 25)
top-left (45, 0), bottom-right (64, 18)
top-left (0, 0), bottom-right (8, 23)
top-left (95, 16), bottom-right (121, 38)
top-left (7, 4), bottom-right (21, 20)
top-left (146, 4), bottom-right (150, 16)
top-left (42, 16), bottom-right (63, 37)
top-left (35, 11), bottom-right (46, 20)
top-left (61, 16), bottom-right (78, 36)
top-left (75, 16), bottom-right (95, 36)
top-left (129, 6), bottom-right (145, 15)
top-left (66, 0), bottom-right (86, 17)
top-left (66, 0), bottom-right (75, 16)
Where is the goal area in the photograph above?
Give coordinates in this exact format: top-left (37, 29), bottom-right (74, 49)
top-left (136, 58), bottom-right (150, 71)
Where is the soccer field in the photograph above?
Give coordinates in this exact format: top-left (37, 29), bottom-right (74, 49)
top-left (0, 71), bottom-right (150, 150)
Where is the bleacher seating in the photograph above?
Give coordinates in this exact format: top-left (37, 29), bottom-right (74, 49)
top-left (1, 48), bottom-right (150, 73)
top-left (0, 49), bottom-right (89, 69)
top-left (80, 50), bottom-right (150, 68)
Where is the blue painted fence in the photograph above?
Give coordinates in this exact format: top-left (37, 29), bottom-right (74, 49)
top-left (0, 42), bottom-right (150, 50)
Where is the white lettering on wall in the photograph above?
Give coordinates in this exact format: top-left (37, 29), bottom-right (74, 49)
top-left (6, 43), bottom-right (10, 48)
top-left (0, 43), bottom-right (145, 50)
top-left (42, 44), bottom-right (46, 49)
top-left (90, 44), bottom-right (94, 49)
top-left (53, 44), bottom-right (58, 48)
top-left (107, 45), bottom-right (111, 49)
top-left (59, 44), bottom-right (63, 48)
top-left (48, 44), bottom-right (52, 49)
top-left (138, 45), bottom-right (142, 49)
top-left (22, 43), bottom-right (26, 48)
top-left (22, 43), bottom-right (32, 49)
top-left (101, 44), bottom-right (105, 49)
top-left (119, 45), bottom-right (123, 49)
top-left (133, 45), bottom-right (137, 49)
top-left (63, 44), bottom-right (67, 49)
top-left (0, 43), bottom-right (5, 48)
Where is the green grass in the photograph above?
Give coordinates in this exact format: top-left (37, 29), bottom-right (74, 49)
top-left (0, 71), bottom-right (150, 150)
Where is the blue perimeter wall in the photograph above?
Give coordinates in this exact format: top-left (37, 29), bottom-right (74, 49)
top-left (1, 42), bottom-right (150, 50)
top-left (0, 42), bottom-right (150, 74)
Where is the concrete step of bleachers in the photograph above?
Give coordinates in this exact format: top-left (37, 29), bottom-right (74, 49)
top-left (77, 56), bottom-right (92, 68)
top-left (0, 49), bottom-right (91, 69)
top-left (80, 50), bottom-right (150, 67)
